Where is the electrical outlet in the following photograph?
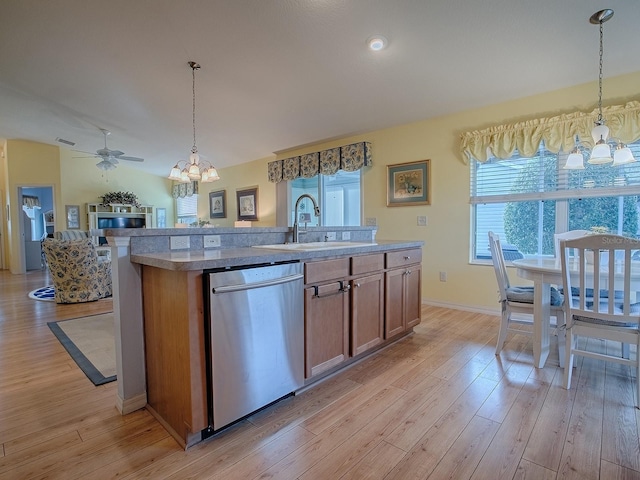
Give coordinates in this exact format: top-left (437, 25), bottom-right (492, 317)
top-left (326, 231), bottom-right (337, 241)
top-left (417, 215), bottom-right (428, 226)
top-left (204, 235), bottom-right (221, 248)
top-left (342, 231), bottom-right (351, 240)
top-left (439, 271), bottom-right (447, 282)
top-left (170, 236), bottom-right (190, 250)
top-left (365, 217), bottom-right (377, 226)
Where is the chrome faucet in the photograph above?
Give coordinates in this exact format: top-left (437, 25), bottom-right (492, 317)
top-left (293, 194), bottom-right (320, 243)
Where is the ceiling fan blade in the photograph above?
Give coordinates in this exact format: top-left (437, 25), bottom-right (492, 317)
top-left (109, 150), bottom-right (125, 157)
top-left (117, 155), bottom-right (144, 162)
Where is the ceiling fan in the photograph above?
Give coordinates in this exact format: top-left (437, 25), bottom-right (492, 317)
top-left (76, 128), bottom-right (144, 171)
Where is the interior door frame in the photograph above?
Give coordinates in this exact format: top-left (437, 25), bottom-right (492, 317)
top-left (16, 185), bottom-right (55, 274)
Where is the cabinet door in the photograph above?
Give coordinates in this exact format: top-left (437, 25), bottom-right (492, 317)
top-left (304, 282), bottom-right (349, 378)
top-left (384, 268), bottom-right (406, 338)
top-left (405, 264), bottom-right (422, 329)
top-left (351, 273), bottom-right (384, 356)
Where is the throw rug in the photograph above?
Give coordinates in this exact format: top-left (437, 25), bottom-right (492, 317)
top-left (47, 313), bottom-right (117, 386)
top-left (28, 285), bottom-right (56, 302)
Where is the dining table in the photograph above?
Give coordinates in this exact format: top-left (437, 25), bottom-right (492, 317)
top-left (511, 257), bottom-right (565, 368)
top-left (512, 255), bottom-right (640, 368)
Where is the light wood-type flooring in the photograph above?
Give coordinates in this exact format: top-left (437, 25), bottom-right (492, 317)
top-left (1, 268), bottom-right (638, 479)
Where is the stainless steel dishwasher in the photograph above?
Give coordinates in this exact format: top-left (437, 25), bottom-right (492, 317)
top-left (205, 261), bottom-right (304, 431)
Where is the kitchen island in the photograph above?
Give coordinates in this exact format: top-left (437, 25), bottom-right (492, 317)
top-left (103, 226), bottom-right (423, 448)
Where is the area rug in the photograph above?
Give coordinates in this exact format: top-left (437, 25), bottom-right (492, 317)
top-left (29, 285), bottom-right (55, 302)
top-left (47, 313), bottom-right (117, 386)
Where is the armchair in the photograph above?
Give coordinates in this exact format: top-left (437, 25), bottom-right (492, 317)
top-left (42, 238), bottom-right (112, 304)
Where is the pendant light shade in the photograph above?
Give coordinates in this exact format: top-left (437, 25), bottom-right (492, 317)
top-left (168, 61), bottom-right (221, 183)
top-left (562, 10), bottom-right (636, 170)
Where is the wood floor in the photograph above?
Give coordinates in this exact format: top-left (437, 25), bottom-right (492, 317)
top-left (1, 268), bottom-right (638, 479)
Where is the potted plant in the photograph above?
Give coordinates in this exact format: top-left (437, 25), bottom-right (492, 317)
top-left (101, 191), bottom-right (141, 208)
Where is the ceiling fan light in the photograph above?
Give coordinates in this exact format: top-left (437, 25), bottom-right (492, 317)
top-left (588, 142), bottom-right (613, 164)
top-left (612, 145), bottom-right (636, 166)
top-left (96, 159), bottom-right (116, 171)
top-left (564, 152), bottom-right (585, 169)
top-left (168, 165), bottom-right (182, 181)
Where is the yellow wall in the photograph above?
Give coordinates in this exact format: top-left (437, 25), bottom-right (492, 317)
top-left (4, 71), bottom-right (640, 310)
top-left (196, 156), bottom-right (276, 227)
top-left (3, 141), bottom-right (174, 273)
top-left (58, 148), bottom-right (175, 231)
top-left (275, 71), bottom-right (640, 312)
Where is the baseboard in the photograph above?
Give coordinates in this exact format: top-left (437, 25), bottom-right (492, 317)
top-left (422, 298), bottom-right (500, 316)
top-left (116, 392), bottom-right (147, 415)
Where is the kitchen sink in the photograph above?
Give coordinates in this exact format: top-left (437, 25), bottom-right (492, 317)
top-left (252, 241), bottom-right (376, 251)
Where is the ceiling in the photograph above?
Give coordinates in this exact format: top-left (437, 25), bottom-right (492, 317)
top-left (1, 0), bottom-right (639, 177)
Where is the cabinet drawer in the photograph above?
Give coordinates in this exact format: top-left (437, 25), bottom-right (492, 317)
top-left (351, 253), bottom-right (384, 276)
top-left (305, 258), bottom-right (349, 284)
top-left (386, 248), bottom-right (422, 269)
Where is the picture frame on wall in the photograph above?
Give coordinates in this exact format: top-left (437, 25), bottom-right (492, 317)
top-left (386, 159), bottom-right (431, 206)
top-left (209, 190), bottom-right (226, 219)
top-left (236, 186), bottom-right (258, 221)
top-left (65, 205), bottom-right (80, 229)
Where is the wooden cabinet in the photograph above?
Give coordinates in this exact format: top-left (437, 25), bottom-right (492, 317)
top-left (385, 249), bottom-right (422, 338)
top-left (350, 253), bottom-right (385, 356)
top-left (304, 258), bottom-right (350, 378)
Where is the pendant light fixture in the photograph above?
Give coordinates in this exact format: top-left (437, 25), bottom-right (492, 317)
top-left (168, 61), bottom-right (220, 183)
top-left (564, 9), bottom-right (636, 169)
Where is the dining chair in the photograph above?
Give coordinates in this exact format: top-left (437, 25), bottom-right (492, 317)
top-left (488, 232), bottom-right (565, 363)
top-left (554, 230), bottom-right (590, 266)
top-left (559, 234), bottom-right (640, 405)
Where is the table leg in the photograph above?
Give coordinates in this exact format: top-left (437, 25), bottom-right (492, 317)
top-left (533, 279), bottom-right (551, 368)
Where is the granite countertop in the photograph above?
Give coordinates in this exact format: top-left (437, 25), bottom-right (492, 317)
top-left (130, 240), bottom-right (423, 271)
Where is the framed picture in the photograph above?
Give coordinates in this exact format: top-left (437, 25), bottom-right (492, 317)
top-left (236, 186), bottom-right (258, 221)
top-left (156, 208), bottom-right (166, 228)
top-left (386, 159), bottom-right (431, 206)
top-left (209, 190), bottom-right (227, 219)
top-left (65, 205), bottom-right (80, 229)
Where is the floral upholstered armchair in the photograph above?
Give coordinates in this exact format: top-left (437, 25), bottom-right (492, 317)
top-left (42, 238), bottom-right (112, 304)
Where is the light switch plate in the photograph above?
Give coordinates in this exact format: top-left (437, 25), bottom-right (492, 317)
top-left (342, 231), bottom-right (351, 240)
top-left (326, 231), bottom-right (337, 241)
top-left (365, 217), bottom-right (377, 226)
top-left (170, 236), bottom-right (190, 250)
top-left (417, 215), bottom-right (428, 226)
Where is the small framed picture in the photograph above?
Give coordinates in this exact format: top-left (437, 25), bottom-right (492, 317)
top-left (387, 159), bottom-right (431, 206)
top-left (65, 205), bottom-right (80, 229)
top-left (209, 190), bottom-right (227, 219)
top-left (156, 208), bottom-right (166, 228)
top-left (236, 186), bottom-right (258, 221)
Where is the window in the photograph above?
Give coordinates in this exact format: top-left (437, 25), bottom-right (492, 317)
top-left (176, 194), bottom-right (198, 225)
top-left (471, 141), bottom-right (640, 261)
top-left (289, 170), bottom-right (361, 226)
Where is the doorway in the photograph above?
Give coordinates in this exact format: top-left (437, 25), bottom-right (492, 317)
top-left (18, 186), bottom-right (55, 271)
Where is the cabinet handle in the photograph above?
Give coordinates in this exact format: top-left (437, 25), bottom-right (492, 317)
top-left (355, 283), bottom-right (361, 288)
top-left (404, 256), bottom-right (410, 260)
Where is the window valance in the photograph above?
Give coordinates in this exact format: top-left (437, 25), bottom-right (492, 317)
top-left (171, 181), bottom-right (199, 199)
top-left (460, 100), bottom-right (640, 163)
top-left (268, 141), bottom-right (372, 183)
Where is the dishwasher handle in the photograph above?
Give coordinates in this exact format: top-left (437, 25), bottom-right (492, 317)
top-left (211, 273), bottom-right (303, 294)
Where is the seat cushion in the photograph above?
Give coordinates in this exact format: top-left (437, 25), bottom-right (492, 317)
top-left (506, 286), bottom-right (563, 306)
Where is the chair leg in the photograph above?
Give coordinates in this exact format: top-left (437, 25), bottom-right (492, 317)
top-left (495, 309), bottom-right (509, 355)
top-left (557, 324), bottom-right (565, 369)
top-left (563, 331), bottom-right (575, 390)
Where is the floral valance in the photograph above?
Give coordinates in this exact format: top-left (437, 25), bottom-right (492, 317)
top-left (460, 100), bottom-right (640, 163)
top-left (268, 141), bottom-right (372, 183)
top-left (171, 181), bottom-right (199, 199)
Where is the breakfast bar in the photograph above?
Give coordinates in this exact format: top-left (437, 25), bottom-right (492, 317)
top-left (104, 226), bottom-right (423, 448)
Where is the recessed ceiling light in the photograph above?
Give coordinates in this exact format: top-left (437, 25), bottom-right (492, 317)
top-left (367, 35), bottom-right (388, 51)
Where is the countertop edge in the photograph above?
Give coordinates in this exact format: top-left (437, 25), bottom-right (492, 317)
top-left (130, 240), bottom-right (424, 271)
